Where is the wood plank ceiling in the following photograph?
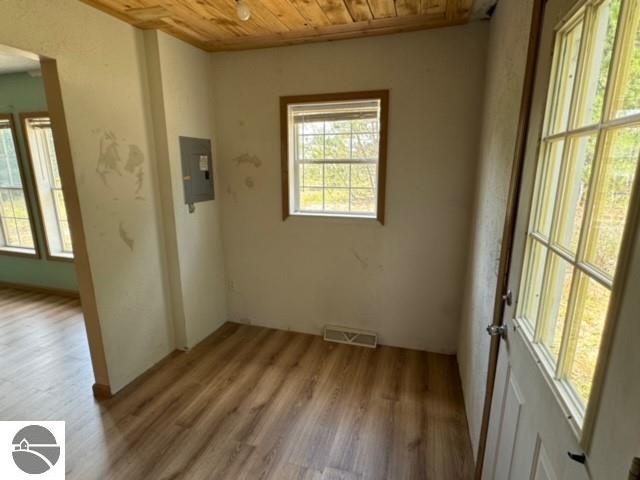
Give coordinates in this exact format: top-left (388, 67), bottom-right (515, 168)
top-left (79, 0), bottom-right (477, 51)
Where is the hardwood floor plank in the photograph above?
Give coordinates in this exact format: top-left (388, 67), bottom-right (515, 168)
top-left (0, 288), bottom-right (474, 479)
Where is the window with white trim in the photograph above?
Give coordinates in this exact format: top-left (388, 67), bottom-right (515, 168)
top-left (0, 115), bottom-right (36, 254)
top-left (517, 0), bottom-right (640, 424)
top-left (23, 114), bottom-right (73, 259)
top-left (281, 92), bottom-right (388, 222)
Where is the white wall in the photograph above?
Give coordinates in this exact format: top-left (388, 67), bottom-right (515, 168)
top-left (1, 0), bottom-right (180, 392)
top-left (210, 25), bottom-right (488, 353)
top-left (145, 31), bottom-right (228, 349)
top-left (457, 0), bottom-right (534, 456)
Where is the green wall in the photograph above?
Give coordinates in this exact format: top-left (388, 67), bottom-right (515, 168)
top-left (0, 72), bottom-right (78, 291)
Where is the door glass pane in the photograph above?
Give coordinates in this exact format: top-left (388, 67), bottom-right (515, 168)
top-left (533, 140), bottom-right (565, 237)
top-left (549, 19), bottom-right (584, 134)
top-left (584, 125), bottom-right (640, 276)
top-left (574, 0), bottom-right (621, 127)
top-left (539, 253), bottom-right (574, 361)
top-left (519, 239), bottom-right (548, 329)
top-left (553, 134), bottom-right (596, 253)
top-left (566, 274), bottom-right (611, 403)
top-left (610, 0), bottom-right (640, 119)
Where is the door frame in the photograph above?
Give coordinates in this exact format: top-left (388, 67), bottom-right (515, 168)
top-left (474, 0), bottom-right (547, 477)
top-left (40, 58), bottom-right (111, 396)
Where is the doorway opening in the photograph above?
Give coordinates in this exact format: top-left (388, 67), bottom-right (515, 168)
top-left (0, 44), bottom-right (109, 397)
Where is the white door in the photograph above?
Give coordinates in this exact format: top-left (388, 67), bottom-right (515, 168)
top-left (483, 0), bottom-right (640, 478)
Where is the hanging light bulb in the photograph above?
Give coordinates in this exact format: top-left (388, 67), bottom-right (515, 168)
top-left (236, 0), bottom-right (251, 21)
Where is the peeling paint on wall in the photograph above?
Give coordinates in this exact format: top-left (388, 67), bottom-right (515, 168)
top-left (118, 222), bottom-right (135, 251)
top-left (95, 130), bottom-right (146, 197)
top-left (233, 153), bottom-right (261, 168)
top-left (97, 130), bottom-right (122, 186)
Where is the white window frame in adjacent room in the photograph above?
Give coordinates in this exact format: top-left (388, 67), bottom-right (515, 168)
top-left (22, 112), bottom-right (74, 260)
top-left (0, 113), bottom-right (39, 257)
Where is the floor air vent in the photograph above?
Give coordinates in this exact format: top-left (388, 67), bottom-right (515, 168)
top-left (323, 325), bottom-right (377, 348)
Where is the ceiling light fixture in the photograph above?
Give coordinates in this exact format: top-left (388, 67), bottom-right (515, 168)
top-left (236, 0), bottom-right (251, 21)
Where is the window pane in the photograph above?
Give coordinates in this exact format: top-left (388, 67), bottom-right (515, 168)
top-left (45, 128), bottom-right (62, 188)
top-left (16, 219), bottom-right (34, 248)
top-left (574, 0), bottom-right (621, 127)
top-left (302, 120), bottom-right (324, 134)
top-left (566, 274), bottom-right (611, 404)
top-left (553, 134), bottom-right (596, 253)
top-left (539, 253), bottom-right (574, 361)
top-left (300, 188), bottom-right (323, 211)
top-left (352, 133), bottom-right (378, 160)
top-left (325, 120), bottom-right (350, 134)
top-left (548, 19), bottom-right (584, 134)
top-left (3, 217), bottom-right (19, 246)
top-left (0, 189), bottom-right (13, 218)
top-left (325, 188), bottom-right (349, 212)
top-left (0, 127), bottom-right (22, 188)
top-left (61, 221), bottom-right (72, 252)
top-left (302, 135), bottom-right (323, 160)
top-left (351, 164), bottom-right (377, 188)
top-left (324, 134), bottom-right (350, 160)
top-left (352, 119), bottom-right (377, 133)
top-left (519, 239), bottom-right (548, 329)
top-left (325, 164), bottom-right (349, 187)
top-left (350, 189), bottom-right (376, 213)
top-left (301, 164), bottom-right (322, 188)
top-left (610, 0), bottom-right (640, 119)
top-left (584, 125), bottom-right (640, 276)
top-left (533, 140), bottom-right (564, 237)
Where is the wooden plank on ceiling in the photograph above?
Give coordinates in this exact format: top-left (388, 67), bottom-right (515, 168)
top-left (240, 0), bottom-right (291, 33)
top-left (343, 0), bottom-right (373, 21)
top-left (422, 0), bottom-right (447, 15)
top-left (206, 11), bottom-right (466, 51)
top-left (80, 0), bottom-right (473, 53)
top-left (367, 0), bottom-right (396, 19)
top-left (395, 0), bottom-right (420, 16)
top-left (445, 0), bottom-right (472, 19)
top-left (125, 6), bottom-right (171, 23)
top-left (288, 0), bottom-right (332, 27)
top-left (257, 0), bottom-right (311, 29)
top-left (170, 0), bottom-right (268, 36)
top-left (315, 0), bottom-right (354, 25)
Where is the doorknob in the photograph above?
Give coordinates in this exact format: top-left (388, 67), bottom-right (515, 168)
top-left (486, 324), bottom-right (508, 339)
top-left (502, 289), bottom-right (513, 306)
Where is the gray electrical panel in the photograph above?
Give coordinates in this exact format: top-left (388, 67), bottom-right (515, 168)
top-left (180, 136), bottom-right (214, 205)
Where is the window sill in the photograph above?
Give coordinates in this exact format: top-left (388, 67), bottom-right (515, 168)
top-left (0, 246), bottom-right (39, 259)
top-left (288, 212), bottom-right (382, 224)
top-left (513, 316), bottom-right (585, 444)
top-left (46, 252), bottom-right (74, 262)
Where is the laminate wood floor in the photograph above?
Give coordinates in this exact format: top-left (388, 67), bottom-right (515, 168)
top-left (0, 288), bottom-right (474, 479)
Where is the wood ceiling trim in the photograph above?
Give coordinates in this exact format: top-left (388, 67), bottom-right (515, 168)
top-left (206, 11), bottom-right (465, 51)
